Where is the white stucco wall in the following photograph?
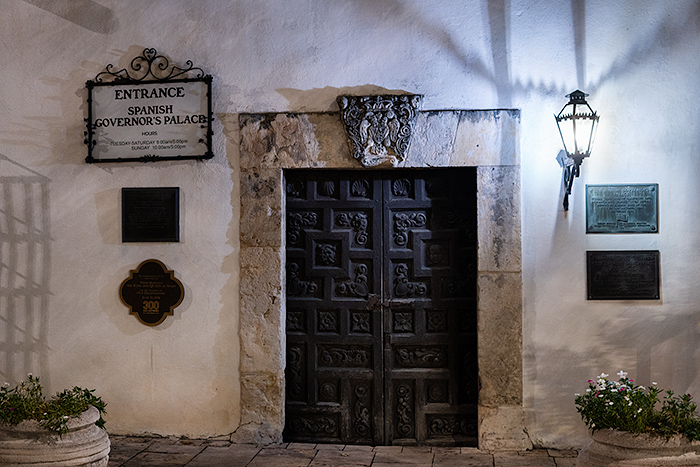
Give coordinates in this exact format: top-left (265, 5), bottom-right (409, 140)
top-left (1, 0), bottom-right (699, 446)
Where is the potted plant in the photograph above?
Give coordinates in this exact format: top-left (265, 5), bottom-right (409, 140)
top-left (0, 374), bottom-right (109, 466)
top-left (575, 371), bottom-right (700, 466)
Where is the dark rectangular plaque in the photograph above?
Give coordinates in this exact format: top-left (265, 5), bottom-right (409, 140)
top-left (587, 250), bottom-right (660, 300)
top-left (122, 187), bottom-right (179, 242)
top-left (586, 184), bottom-right (658, 233)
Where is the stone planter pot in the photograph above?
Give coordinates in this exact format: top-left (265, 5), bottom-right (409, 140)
top-left (577, 429), bottom-right (700, 466)
top-left (0, 405), bottom-right (109, 466)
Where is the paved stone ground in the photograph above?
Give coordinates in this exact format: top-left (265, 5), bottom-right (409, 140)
top-left (107, 436), bottom-right (579, 467)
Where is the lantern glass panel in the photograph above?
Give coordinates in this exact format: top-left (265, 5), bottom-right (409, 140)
top-left (557, 103), bottom-right (599, 160)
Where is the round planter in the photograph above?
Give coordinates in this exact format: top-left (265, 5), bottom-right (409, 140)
top-left (0, 405), bottom-right (109, 466)
top-left (577, 429), bottom-right (700, 467)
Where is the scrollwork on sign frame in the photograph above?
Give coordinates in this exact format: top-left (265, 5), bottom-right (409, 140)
top-left (337, 94), bottom-right (423, 167)
top-left (92, 48), bottom-right (206, 83)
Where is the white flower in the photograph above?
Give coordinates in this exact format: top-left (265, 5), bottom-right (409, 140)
top-left (598, 373), bottom-right (609, 379)
top-left (652, 382), bottom-right (658, 386)
top-left (586, 389), bottom-right (592, 393)
top-left (574, 393), bottom-right (580, 396)
top-left (638, 408), bottom-right (643, 413)
top-left (617, 370), bottom-right (628, 378)
top-left (608, 402), bottom-right (614, 405)
top-left (27, 373), bottom-right (33, 378)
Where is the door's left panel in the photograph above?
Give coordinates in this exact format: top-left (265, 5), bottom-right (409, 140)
top-left (284, 170), bottom-right (384, 445)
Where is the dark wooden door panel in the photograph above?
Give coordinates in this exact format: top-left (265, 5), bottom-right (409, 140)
top-left (383, 171), bottom-right (477, 446)
top-left (284, 169), bottom-right (477, 446)
top-left (285, 171), bottom-right (384, 444)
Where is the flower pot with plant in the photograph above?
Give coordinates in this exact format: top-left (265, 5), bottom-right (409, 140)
top-left (0, 374), bottom-right (109, 467)
top-left (575, 371), bottom-right (700, 466)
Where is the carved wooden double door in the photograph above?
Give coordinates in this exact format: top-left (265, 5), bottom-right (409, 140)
top-left (284, 168), bottom-right (477, 446)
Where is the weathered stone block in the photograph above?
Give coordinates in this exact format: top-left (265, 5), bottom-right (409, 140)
top-left (477, 166), bottom-right (522, 272)
top-left (479, 405), bottom-right (533, 451)
top-left (478, 272), bottom-right (523, 406)
top-left (240, 113), bottom-right (358, 170)
top-left (239, 373), bottom-right (284, 423)
top-left (240, 168), bottom-right (283, 248)
top-left (452, 110), bottom-right (520, 167)
top-left (306, 113), bottom-right (355, 168)
top-left (239, 247), bottom-right (284, 373)
top-left (234, 372), bottom-right (284, 444)
top-left (239, 113), bottom-right (318, 169)
top-left (401, 111), bottom-right (460, 168)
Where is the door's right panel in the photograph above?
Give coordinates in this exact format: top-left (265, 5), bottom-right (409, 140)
top-left (383, 168), bottom-right (478, 446)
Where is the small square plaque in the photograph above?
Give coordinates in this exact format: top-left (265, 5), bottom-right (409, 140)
top-left (586, 184), bottom-right (658, 234)
top-left (122, 187), bottom-right (179, 242)
top-left (587, 250), bottom-right (660, 300)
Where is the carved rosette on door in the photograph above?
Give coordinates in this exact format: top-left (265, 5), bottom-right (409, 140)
top-left (284, 169), bottom-right (477, 445)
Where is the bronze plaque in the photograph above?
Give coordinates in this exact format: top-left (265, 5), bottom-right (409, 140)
top-left (122, 187), bottom-right (179, 242)
top-left (586, 184), bottom-right (658, 233)
top-left (120, 259), bottom-right (184, 325)
top-left (587, 251), bottom-right (660, 300)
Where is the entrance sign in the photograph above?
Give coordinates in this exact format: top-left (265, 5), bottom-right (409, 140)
top-left (120, 259), bottom-right (184, 326)
top-left (85, 48), bottom-right (213, 163)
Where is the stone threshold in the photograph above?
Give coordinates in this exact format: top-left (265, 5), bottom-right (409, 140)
top-left (108, 435), bottom-right (578, 466)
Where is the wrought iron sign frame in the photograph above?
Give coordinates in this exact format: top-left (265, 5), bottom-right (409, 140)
top-left (84, 48), bottom-right (214, 163)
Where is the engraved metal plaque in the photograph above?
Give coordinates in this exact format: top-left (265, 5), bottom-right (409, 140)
top-left (587, 250), bottom-right (660, 300)
top-left (586, 184), bottom-right (658, 233)
top-left (120, 259), bottom-right (184, 326)
top-left (122, 187), bottom-right (179, 242)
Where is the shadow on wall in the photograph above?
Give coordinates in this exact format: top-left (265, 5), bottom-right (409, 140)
top-left (275, 0), bottom-right (700, 116)
top-left (277, 85), bottom-right (417, 112)
top-left (0, 154), bottom-right (51, 385)
top-left (21, 0), bottom-right (119, 34)
top-left (607, 311), bottom-right (700, 392)
top-left (524, 307), bottom-right (700, 447)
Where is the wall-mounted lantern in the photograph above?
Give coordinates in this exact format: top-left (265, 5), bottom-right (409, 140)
top-left (555, 90), bottom-right (600, 211)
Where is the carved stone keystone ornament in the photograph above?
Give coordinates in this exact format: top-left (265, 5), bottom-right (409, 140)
top-left (337, 94), bottom-right (423, 167)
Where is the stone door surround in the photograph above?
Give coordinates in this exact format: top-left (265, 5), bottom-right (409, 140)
top-left (236, 108), bottom-right (530, 450)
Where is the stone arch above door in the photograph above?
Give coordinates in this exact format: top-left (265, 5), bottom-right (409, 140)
top-left (235, 109), bottom-right (530, 450)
